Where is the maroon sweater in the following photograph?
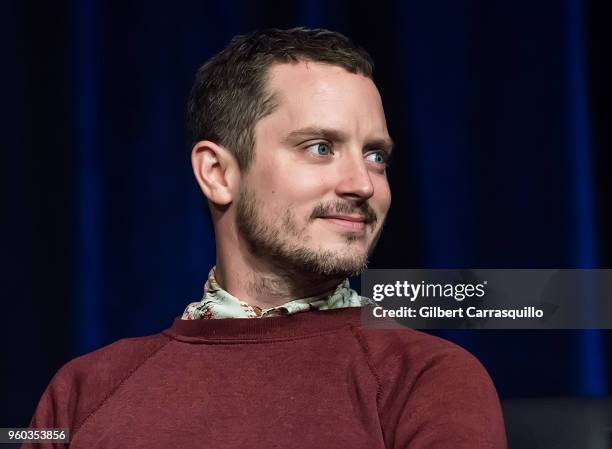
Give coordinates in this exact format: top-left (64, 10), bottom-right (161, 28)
top-left (25, 307), bottom-right (506, 448)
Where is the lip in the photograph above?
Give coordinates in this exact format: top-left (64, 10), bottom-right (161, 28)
top-left (320, 214), bottom-right (367, 222)
top-left (318, 216), bottom-right (367, 232)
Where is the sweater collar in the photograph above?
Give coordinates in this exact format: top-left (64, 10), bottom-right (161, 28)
top-left (168, 306), bottom-right (369, 342)
top-left (181, 266), bottom-right (370, 320)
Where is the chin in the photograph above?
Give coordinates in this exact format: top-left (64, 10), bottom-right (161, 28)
top-left (313, 239), bottom-right (368, 254)
top-left (325, 250), bottom-right (368, 269)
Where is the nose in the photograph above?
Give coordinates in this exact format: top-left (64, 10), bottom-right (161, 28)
top-left (334, 151), bottom-right (375, 201)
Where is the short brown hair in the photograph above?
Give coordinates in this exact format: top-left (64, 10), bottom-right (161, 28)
top-left (187, 27), bottom-right (374, 172)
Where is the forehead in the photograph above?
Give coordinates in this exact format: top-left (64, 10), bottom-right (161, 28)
top-left (261, 61), bottom-right (388, 137)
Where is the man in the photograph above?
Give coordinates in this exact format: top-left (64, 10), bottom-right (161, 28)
top-left (26, 28), bottom-right (506, 448)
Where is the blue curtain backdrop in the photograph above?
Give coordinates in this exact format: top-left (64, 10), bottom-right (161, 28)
top-left (2, 0), bottom-right (611, 426)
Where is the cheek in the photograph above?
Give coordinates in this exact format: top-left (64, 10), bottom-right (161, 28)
top-left (373, 179), bottom-right (392, 213)
top-left (257, 160), bottom-right (329, 203)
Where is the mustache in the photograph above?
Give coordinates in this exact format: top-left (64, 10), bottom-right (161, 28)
top-left (310, 202), bottom-right (378, 225)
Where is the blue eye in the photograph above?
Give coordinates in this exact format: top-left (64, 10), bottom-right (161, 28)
top-left (366, 151), bottom-right (388, 165)
top-left (306, 142), bottom-right (332, 156)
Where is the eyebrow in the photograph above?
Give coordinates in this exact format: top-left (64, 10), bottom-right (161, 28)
top-left (283, 126), bottom-right (395, 154)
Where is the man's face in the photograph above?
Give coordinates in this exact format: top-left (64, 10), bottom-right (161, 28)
top-left (235, 61), bottom-right (392, 279)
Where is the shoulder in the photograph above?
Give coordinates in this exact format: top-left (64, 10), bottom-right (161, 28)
top-left (351, 324), bottom-right (506, 448)
top-left (351, 321), bottom-right (484, 377)
top-left (30, 332), bottom-right (171, 434)
top-left (59, 332), bottom-right (171, 385)
top-left (350, 321), bottom-right (495, 394)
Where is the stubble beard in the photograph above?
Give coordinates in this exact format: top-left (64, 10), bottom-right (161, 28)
top-left (235, 186), bottom-right (383, 280)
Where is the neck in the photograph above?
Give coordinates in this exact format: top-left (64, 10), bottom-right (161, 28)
top-left (214, 250), bottom-right (343, 309)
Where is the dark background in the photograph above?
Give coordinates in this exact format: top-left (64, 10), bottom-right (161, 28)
top-left (2, 0), bottom-right (611, 431)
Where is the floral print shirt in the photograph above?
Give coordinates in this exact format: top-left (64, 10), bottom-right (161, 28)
top-left (182, 266), bottom-right (372, 319)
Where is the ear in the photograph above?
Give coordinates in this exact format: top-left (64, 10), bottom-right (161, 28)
top-left (191, 140), bottom-right (239, 206)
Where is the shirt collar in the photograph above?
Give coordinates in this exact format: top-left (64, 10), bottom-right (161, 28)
top-left (181, 266), bottom-right (371, 320)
